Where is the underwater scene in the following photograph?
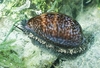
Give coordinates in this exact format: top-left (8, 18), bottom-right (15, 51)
top-left (0, 0), bottom-right (100, 68)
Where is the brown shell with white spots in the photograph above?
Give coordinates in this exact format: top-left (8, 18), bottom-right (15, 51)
top-left (22, 13), bottom-right (85, 54)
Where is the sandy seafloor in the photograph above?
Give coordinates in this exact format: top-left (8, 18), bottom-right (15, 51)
top-left (0, 5), bottom-right (100, 68)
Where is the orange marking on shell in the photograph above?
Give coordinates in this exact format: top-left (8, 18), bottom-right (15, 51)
top-left (24, 13), bottom-right (84, 48)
